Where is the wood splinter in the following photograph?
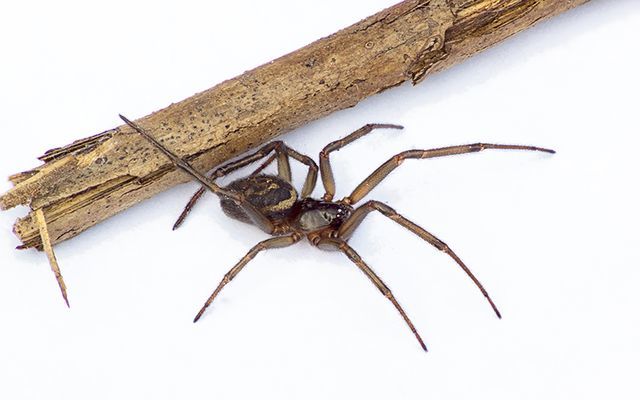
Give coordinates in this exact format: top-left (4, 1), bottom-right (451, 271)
top-left (34, 209), bottom-right (69, 307)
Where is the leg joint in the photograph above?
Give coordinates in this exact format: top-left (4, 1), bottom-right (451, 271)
top-left (437, 242), bottom-right (450, 252)
top-left (307, 160), bottom-right (319, 171)
top-left (273, 141), bottom-right (286, 151)
top-left (363, 200), bottom-right (397, 218)
top-left (393, 154), bottom-right (405, 165)
top-left (340, 196), bottom-right (353, 205)
top-left (470, 143), bottom-right (485, 152)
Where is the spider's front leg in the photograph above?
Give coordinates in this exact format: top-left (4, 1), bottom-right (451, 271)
top-left (345, 143), bottom-right (554, 205)
top-left (338, 200), bottom-right (502, 318)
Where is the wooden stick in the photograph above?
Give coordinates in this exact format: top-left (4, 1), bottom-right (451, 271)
top-left (1, 0), bottom-right (589, 249)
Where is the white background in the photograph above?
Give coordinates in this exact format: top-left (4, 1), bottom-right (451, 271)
top-left (1, 1), bottom-right (639, 399)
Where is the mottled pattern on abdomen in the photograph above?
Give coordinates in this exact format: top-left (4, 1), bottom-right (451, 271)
top-left (220, 175), bottom-right (298, 224)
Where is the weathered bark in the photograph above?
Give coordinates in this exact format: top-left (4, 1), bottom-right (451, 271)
top-left (1, 0), bottom-right (589, 249)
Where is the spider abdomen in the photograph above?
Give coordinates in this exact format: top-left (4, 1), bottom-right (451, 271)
top-left (220, 175), bottom-right (298, 224)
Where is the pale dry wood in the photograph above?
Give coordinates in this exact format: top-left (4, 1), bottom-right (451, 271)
top-left (1, 0), bottom-right (589, 249)
top-left (34, 209), bottom-right (69, 306)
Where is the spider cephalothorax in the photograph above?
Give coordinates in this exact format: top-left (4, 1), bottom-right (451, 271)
top-left (293, 198), bottom-right (353, 233)
top-left (121, 115), bottom-right (554, 352)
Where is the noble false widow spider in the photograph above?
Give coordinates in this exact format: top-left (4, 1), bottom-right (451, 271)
top-left (120, 115), bottom-right (554, 351)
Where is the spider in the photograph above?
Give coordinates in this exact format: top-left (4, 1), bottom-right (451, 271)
top-left (120, 115), bottom-right (554, 351)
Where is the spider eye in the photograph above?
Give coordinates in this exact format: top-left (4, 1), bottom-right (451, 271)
top-left (321, 212), bottom-right (333, 221)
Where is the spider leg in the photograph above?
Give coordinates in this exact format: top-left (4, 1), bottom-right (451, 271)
top-left (319, 124), bottom-right (404, 201)
top-left (237, 143), bottom-right (318, 198)
top-left (120, 115), bottom-right (276, 234)
top-left (345, 143), bottom-right (555, 205)
top-left (172, 152), bottom-right (282, 230)
top-left (120, 115), bottom-right (236, 198)
top-left (172, 142), bottom-right (285, 230)
top-left (249, 152), bottom-right (279, 176)
top-left (171, 186), bottom-right (205, 231)
top-left (338, 200), bottom-right (502, 318)
top-left (317, 238), bottom-right (427, 352)
top-left (173, 142), bottom-right (318, 230)
top-left (285, 146), bottom-right (319, 198)
top-left (193, 233), bottom-right (302, 323)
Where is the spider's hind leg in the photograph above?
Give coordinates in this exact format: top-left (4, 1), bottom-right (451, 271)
top-left (120, 115), bottom-right (276, 234)
top-left (173, 142), bottom-right (318, 230)
top-left (173, 141), bottom-right (285, 230)
top-left (338, 200), bottom-right (502, 319)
